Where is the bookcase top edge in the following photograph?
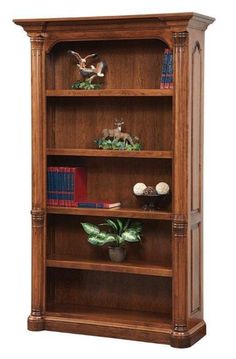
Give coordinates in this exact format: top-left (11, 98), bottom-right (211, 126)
top-left (13, 12), bottom-right (215, 27)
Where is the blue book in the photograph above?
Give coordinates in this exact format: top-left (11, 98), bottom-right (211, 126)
top-left (165, 50), bottom-right (173, 89)
top-left (169, 52), bottom-right (173, 88)
top-left (160, 48), bottom-right (169, 89)
top-left (48, 193), bottom-right (74, 200)
top-left (78, 201), bottom-right (121, 209)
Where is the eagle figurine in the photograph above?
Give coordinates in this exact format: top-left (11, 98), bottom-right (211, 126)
top-left (68, 50), bottom-right (106, 83)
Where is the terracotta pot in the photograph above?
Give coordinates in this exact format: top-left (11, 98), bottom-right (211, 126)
top-left (108, 246), bottom-right (126, 262)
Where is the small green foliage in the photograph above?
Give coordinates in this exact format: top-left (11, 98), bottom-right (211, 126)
top-left (81, 223), bottom-right (100, 235)
top-left (95, 138), bottom-right (142, 151)
top-left (81, 218), bottom-right (142, 247)
top-left (71, 80), bottom-right (102, 90)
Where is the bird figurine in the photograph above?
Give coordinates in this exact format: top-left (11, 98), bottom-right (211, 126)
top-left (68, 50), bottom-right (106, 84)
top-left (67, 50), bottom-right (98, 68)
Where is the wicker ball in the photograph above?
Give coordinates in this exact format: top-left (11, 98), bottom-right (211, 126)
top-left (155, 182), bottom-right (170, 195)
top-left (143, 186), bottom-right (157, 196)
top-left (133, 182), bottom-right (147, 196)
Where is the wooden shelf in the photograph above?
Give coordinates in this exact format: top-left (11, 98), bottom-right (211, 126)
top-left (47, 148), bottom-right (173, 159)
top-left (45, 303), bottom-right (172, 332)
top-left (46, 256), bottom-right (172, 277)
top-left (47, 206), bottom-right (172, 220)
top-left (46, 89), bottom-right (173, 97)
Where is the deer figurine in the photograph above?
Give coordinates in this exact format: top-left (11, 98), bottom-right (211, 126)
top-left (101, 119), bottom-right (135, 146)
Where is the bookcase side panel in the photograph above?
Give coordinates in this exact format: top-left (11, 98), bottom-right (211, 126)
top-left (188, 29), bottom-right (205, 325)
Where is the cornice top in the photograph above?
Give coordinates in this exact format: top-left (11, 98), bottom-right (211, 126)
top-left (13, 12), bottom-right (215, 32)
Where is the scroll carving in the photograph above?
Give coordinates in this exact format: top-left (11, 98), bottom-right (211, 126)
top-left (173, 215), bottom-right (188, 237)
top-left (173, 32), bottom-right (188, 52)
top-left (31, 209), bottom-right (45, 228)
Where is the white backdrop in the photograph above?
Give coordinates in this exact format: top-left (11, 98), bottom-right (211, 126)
top-left (1, 1), bottom-right (235, 357)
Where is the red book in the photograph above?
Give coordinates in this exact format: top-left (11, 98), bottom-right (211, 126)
top-left (58, 167), bottom-right (65, 207)
top-left (64, 167), bottom-right (71, 207)
top-left (69, 167), bottom-right (87, 207)
top-left (68, 167), bottom-right (74, 208)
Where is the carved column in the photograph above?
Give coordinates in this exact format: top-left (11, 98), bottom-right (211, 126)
top-left (171, 215), bottom-right (189, 347)
top-left (171, 32), bottom-right (190, 347)
top-left (28, 33), bottom-right (46, 330)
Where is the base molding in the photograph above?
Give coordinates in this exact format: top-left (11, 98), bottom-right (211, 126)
top-left (31, 314), bottom-right (206, 347)
top-left (44, 315), bottom-right (171, 344)
top-left (28, 314), bottom-right (45, 331)
top-left (170, 321), bottom-right (206, 348)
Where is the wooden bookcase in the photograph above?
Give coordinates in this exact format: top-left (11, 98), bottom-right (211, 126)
top-left (14, 13), bottom-right (214, 348)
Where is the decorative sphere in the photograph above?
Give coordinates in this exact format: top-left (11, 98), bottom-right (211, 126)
top-left (155, 182), bottom-right (170, 195)
top-left (143, 186), bottom-right (157, 196)
top-left (133, 182), bottom-right (147, 196)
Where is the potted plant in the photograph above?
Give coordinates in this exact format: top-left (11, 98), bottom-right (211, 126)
top-left (81, 218), bottom-right (142, 262)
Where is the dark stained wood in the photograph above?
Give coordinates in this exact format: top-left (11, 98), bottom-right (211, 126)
top-left (191, 224), bottom-right (201, 313)
top-left (188, 29), bottom-right (205, 326)
top-left (14, 12), bottom-right (214, 347)
top-left (46, 89), bottom-right (173, 97)
top-left (13, 12), bottom-right (215, 25)
top-left (46, 97), bottom-right (172, 151)
top-left (47, 148), bottom-right (173, 158)
top-left (28, 34), bottom-right (46, 329)
top-left (46, 303), bottom-right (172, 328)
top-left (46, 215), bottom-right (172, 267)
top-left (47, 157), bottom-right (172, 209)
top-left (172, 31), bottom-right (189, 336)
top-left (46, 206), bottom-right (172, 220)
top-left (47, 268), bottom-right (172, 314)
top-left (46, 257), bottom-right (173, 277)
top-left (45, 303), bottom-right (172, 344)
top-left (48, 40), bottom-right (166, 90)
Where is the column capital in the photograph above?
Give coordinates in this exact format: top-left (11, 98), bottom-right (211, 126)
top-left (28, 32), bottom-right (46, 50)
top-left (173, 31), bottom-right (189, 50)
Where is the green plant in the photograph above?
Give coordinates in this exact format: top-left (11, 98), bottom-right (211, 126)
top-left (81, 218), bottom-right (142, 247)
top-left (95, 138), bottom-right (142, 151)
top-left (71, 80), bottom-right (102, 90)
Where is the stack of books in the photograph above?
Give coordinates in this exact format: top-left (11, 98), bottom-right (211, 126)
top-left (77, 201), bottom-right (121, 209)
top-left (160, 48), bottom-right (173, 89)
top-left (47, 167), bottom-right (87, 207)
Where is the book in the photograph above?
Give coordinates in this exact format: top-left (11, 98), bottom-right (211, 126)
top-left (47, 166), bottom-right (87, 207)
top-left (164, 49), bottom-right (173, 89)
top-left (78, 201), bottom-right (121, 209)
top-left (160, 48), bottom-right (169, 89)
top-left (47, 167), bottom-right (58, 206)
top-left (70, 167), bottom-right (87, 206)
top-left (160, 48), bottom-right (173, 89)
top-left (58, 167), bottom-right (65, 207)
top-left (64, 167), bottom-right (71, 207)
top-left (169, 50), bottom-right (173, 89)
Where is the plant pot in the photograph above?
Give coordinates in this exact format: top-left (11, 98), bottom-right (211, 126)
top-left (108, 246), bottom-right (126, 262)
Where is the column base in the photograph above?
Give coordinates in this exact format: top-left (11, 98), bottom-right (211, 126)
top-left (28, 314), bottom-right (45, 331)
top-left (170, 321), bottom-right (206, 348)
